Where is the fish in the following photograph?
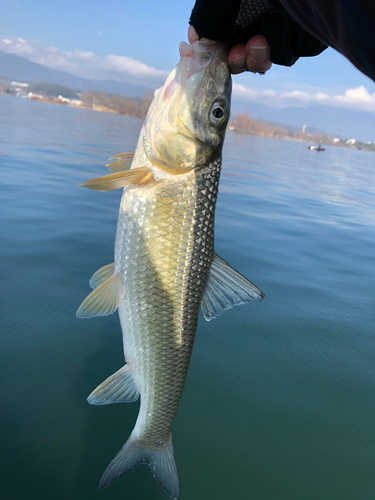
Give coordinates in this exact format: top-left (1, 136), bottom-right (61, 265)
top-left (76, 39), bottom-right (264, 499)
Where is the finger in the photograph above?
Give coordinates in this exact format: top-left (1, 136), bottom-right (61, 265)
top-left (245, 35), bottom-right (272, 73)
top-left (188, 25), bottom-right (199, 44)
top-left (228, 44), bottom-right (248, 74)
top-left (229, 37), bottom-right (272, 74)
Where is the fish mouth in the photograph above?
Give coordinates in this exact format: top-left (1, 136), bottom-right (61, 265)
top-left (178, 39), bottom-right (227, 86)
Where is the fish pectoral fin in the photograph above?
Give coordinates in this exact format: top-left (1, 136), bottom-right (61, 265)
top-left (201, 253), bottom-right (265, 321)
top-left (76, 272), bottom-right (120, 318)
top-left (89, 262), bottom-right (115, 289)
top-left (87, 365), bottom-right (139, 404)
top-left (106, 152), bottom-right (135, 173)
top-left (79, 166), bottom-right (153, 191)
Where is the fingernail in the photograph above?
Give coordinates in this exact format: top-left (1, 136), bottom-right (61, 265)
top-left (232, 55), bottom-right (246, 70)
top-left (249, 46), bottom-right (268, 63)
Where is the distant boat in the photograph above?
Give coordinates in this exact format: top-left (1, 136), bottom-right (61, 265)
top-left (308, 145), bottom-right (325, 151)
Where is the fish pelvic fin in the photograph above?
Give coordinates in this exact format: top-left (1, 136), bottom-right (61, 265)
top-left (106, 152), bottom-right (134, 173)
top-left (89, 263), bottom-right (114, 289)
top-left (201, 253), bottom-right (265, 321)
top-left (87, 365), bottom-right (139, 405)
top-left (79, 166), bottom-right (153, 191)
top-left (76, 272), bottom-right (120, 318)
top-left (100, 433), bottom-right (180, 500)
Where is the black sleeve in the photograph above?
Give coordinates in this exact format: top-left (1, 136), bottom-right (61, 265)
top-left (189, 0), bottom-right (243, 42)
top-left (189, 0), bottom-right (375, 81)
top-left (267, 0), bottom-right (375, 81)
top-left (189, 0), bottom-right (327, 67)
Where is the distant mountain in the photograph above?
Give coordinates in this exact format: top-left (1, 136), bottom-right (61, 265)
top-left (0, 50), bottom-right (150, 98)
top-left (2, 50), bottom-right (374, 142)
top-left (231, 99), bottom-right (375, 143)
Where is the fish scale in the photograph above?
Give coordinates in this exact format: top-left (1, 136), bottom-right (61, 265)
top-left (116, 162), bottom-right (220, 448)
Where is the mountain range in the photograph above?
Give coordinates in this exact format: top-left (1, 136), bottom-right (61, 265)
top-left (0, 50), bottom-right (149, 98)
top-left (1, 49), bottom-right (374, 142)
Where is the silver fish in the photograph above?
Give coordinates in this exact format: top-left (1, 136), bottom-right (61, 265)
top-left (77, 39), bottom-right (264, 499)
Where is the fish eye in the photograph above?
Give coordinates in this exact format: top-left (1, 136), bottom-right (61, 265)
top-left (213, 107), bottom-right (224, 119)
top-left (210, 102), bottom-right (226, 125)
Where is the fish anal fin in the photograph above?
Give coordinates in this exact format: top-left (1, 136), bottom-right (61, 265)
top-left (79, 166), bottom-right (153, 191)
top-left (201, 253), bottom-right (264, 321)
top-left (89, 263), bottom-right (115, 289)
top-left (76, 272), bottom-right (120, 318)
top-left (88, 365), bottom-right (139, 405)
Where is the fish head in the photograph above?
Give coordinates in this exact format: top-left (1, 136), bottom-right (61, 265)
top-left (143, 39), bottom-right (231, 174)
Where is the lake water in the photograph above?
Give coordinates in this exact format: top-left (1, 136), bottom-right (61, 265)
top-left (1, 93), bottom-right (375, 500)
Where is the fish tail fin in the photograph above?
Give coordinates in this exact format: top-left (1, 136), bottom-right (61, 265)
top-left (99, 432), bottom-right (180, 500)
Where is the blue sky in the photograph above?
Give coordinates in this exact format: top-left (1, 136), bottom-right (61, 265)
top-left (1, 0), bottom-right (374, 112)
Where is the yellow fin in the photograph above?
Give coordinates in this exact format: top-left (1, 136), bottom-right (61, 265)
top-left (109, 152), bottom-right (135, 160)
top-left (89, 263), bottom-right (114, 289)
top-left (106, 152), bottom-right (135, 173)
top-left (79, 166), bottom-right (153, 191)
top-left (76, 273), bottom-right (120, 318)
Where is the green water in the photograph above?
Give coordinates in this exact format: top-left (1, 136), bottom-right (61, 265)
top-left (1, 94), bottom-right (375, 500)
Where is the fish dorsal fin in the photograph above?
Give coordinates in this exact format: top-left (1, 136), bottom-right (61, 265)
top-left (90, 263), bottom-right (115, 289)
top-left (106, 152), bottom-right (135, 173)
top-left (79, 166), bottom-right (153, 191)
top-left (76, 272), bottom-right (120, 318)
top-left (87, 365), bottom-right (139, 405)
top-left (201, 253), bottom-right (265, 321)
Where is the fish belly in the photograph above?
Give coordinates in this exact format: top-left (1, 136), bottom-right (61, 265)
top-left (115, 161), bottom-right (221, 448)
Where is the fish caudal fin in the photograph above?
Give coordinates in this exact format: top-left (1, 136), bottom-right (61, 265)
top-left (87, 365), bottom-right (139, 404)
top-left (201, 253), bottom-right (265, 321)
top-left (100, 433), bottom-right (180, 500)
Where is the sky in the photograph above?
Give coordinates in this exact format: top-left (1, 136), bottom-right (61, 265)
top-left (1, 0), bottom-right (375, 114)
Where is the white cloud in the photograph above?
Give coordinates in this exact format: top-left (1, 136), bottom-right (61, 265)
top-left (0, 36), bottom-right (169, 87)
top-left (233, 83), bottom-right (375, 113)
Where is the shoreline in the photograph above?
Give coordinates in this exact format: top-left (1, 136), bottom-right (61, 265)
top-left (2, 91), bottom-right (374, 152)
top-left (26, 93), bottom-right (141, 117)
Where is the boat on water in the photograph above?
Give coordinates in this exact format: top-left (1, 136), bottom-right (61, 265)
top-left (308, 145), bottom-right (325, 151)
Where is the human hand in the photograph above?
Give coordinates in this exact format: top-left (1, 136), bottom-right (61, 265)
top-left (188, 26), bottom-right (272, 74)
